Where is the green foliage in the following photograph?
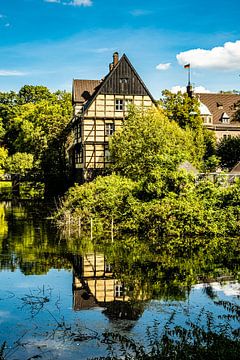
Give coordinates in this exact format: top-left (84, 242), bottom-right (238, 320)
top-left (0, 147), bottom-right (8, 172)
top-left (217, 136), bottom-right (240, 170)
top-left (0, 86), bottom-right (72, 194)
top-left (90, 306), bottom-right (240, 360)
top-left (110, 107), bottom-right (197, 180)
top-left (160, 90), bottom-right (202, 130)
top-left (160, 90), bottom-right (218, 169)
top-left (5, 152), bottom-right (34, 176)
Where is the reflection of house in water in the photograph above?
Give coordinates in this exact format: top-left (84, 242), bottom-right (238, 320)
top-left (72, 253), bottom-right (145, 320)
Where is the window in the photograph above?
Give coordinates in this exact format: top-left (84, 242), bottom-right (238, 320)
top-left (115, 99), bottom-right (133, 112)
top-left (75, 148), bottom-right (83, 164)
top-left (105, 147), bottom-right (111, 162)
top-left (115, 283), bottom-right (124, 298)
top-left (105, 123), bottom-right (115, 136)
top-left (120, 78), bottom-right (128, 92)
top-left (74, 124), bottom-right (81, 142)
top-left (105, 263), bottom-right (112, 273)
top-left (115, 99), bottom-right (123, 111)
top-left (221, 112), bottom-right (230, 124)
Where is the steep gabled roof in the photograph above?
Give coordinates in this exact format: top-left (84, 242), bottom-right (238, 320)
top-left (196, 93), bottom-right (240, 124)
top-left (98, 54), bottom-right (155, 101)
top-left (72, 53), bottom-right (155, 114)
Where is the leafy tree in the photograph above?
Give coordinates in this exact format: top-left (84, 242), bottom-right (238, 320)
top-left (217, 136), bottom-right (240, 170)
top-left (18, 85), bottom-right (54, 104)
top-left (160, 90), bottom-right (202, 130)
top-left (110, 107), bottom-right (197, 181)
top-left (0, 86), bottom-right (72, 194)
top-left (5, 152), bottom-right (34, 176)
top-left (160, 90), bottom-right (217, 168)
top-left (0, 147), bottom-right (8, 172)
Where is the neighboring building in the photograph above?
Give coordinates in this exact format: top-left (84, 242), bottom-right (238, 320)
top-left (70, 52), bottom-right (155, 182)
top-left (196, 93), bottom-right (240, 141)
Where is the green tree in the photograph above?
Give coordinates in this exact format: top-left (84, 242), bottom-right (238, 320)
top-left (5, 152), bottom-right (34, 176)
top-left (0, 147), bottom-right (8, 173)
top-left (0, 86), bottom-right (72, 194)
top-left (160, 90), bottom-right (217, 169)
top-left (110, 107), bottom-right (197, 181)
top-left (18, 85), bottom-right (54, 104)
top-left (217, 136), bottom-right (240, 170)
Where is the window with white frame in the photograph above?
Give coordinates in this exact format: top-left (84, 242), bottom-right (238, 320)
top-left (105, 122), bottom-right (115, 136)
top-left (114, 283), bottom-right (124, 298)
top-left (105, 263), bottom-right (112, 273)
top-left (221, 112), bottom-right (230, 124)
top-left (115, 99), bottom-right (123, 111)
top-left (115, 98), bottom-right (133, 112)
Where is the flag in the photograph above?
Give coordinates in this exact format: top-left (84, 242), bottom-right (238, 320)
top-left (184, 63), bottom-right (190, 69)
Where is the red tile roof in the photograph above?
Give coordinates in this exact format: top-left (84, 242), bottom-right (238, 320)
top-left (196, 93), bottom-right (240, 124)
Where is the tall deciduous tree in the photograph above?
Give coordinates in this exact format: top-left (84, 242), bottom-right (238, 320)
top-left (217, 136), bottom-right (240, 170)
top-left (160, 90), bottom-right (217, 169)
top-left (0, 86), bottom-right (72, 194)
top-left (110, 107), bottom-right (198, 181)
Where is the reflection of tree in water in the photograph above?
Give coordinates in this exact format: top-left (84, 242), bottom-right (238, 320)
top-left (0, 201), bottom-right (73, 273)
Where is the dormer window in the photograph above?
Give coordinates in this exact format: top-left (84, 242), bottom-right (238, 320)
top-left (217, 102), bottom-right (223, 109)
top-left (221, 112), bottom-right (230, 123)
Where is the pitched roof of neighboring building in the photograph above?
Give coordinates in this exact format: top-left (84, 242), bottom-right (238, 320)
top-left (230, 161), bottom-right (240, 174)
top-left (196, 93), bottom-right (240, 124)
top-left (72, 79), bottom-right (101, 103)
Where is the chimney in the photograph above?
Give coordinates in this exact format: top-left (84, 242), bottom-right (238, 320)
top-left (109, 63), bottom-right (114, 72)
top-left (113, 52), bottom-right (119, 67)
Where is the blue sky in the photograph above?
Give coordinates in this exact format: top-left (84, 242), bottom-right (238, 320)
top-left (1, 0), bottom-right (240, 98)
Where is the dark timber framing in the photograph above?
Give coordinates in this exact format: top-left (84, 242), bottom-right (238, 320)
top-left (70, 52), bottom-right (155, 183)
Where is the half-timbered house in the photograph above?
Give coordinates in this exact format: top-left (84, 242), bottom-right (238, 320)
top-left (70, 52), bottom-right (155, 182)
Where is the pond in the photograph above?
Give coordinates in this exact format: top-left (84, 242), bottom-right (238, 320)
top-left (0, 201), bottom-right (240, 359)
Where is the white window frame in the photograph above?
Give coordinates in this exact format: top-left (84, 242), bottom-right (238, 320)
top-left (105, 122), bottom-right (115, 136)
top-left (115, 284), bottom-right (124, 298)
top-left (115, 99), bottom-right (123, 111)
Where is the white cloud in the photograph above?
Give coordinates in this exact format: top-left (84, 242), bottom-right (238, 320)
top-left (156, 62), bottom-right (171, 71)
top-left (176, 40), bottom-right (240, 70)
top-left (194, 85), bottom-right (211, 93)
top-left (0, 70), bottom-right (27, 76)
top-left (44, 0), bottom-right (92, 5)
top-left (170, 85), bottom-right (186, 93)
top-left (170, 85), bottom-right (211, 94)
top-left (68, 0), bottom-right (92, 5)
